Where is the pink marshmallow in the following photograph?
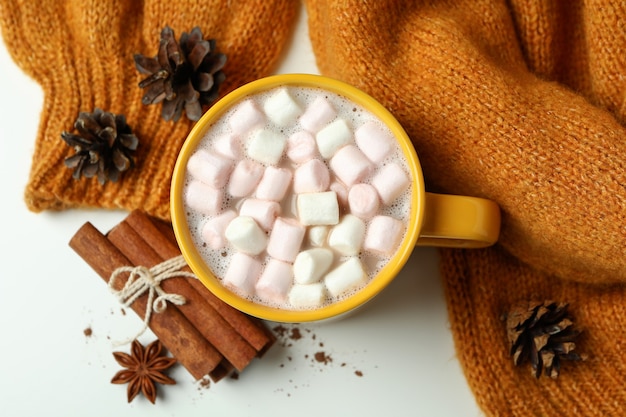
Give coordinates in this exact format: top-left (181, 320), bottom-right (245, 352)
top-left (286, 131), bottom-right (318, 164)
top-left (348, 183), bottom-right (380, 219)
top-left (223, 252), bottom-right (262, 296)
top-left (293, 158), bottom-right (330, 194)
top-left (329, 145), bottom-right (373, 187)
top-left (371, 162), bottom-right (411, 204)
top-left (187, 149), bottom-right (234, 189)
top-left (267, 217), bottom-right (306, 262)
top-left (185, 180), bottom-right (223, 215)
top-left (364, 215), bottom-right (405, 255)
top-left (228, 99), bottom-right (265, 134)
top-left (355, 121), bottom-right (395, 164)
top-left (256, 166), bottom-right (292, 201)
top-left (212, 133), bottom-right (242, 160)
top-left (228, 159), bottom-right (264, 197)
top-left (330, 180), bottom-right (349, 210)
top-left (299, 96), bottom-right (337, 132)
top-left (200, 210), bottom-right (237, 249)
top-left (255, 258), bottom-right (294, 304)
top-left (239, 198), bottom-right (281, 231)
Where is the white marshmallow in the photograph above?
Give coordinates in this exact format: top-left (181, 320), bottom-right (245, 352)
top-left (200, 210), bottom-right (237, 249)
top-left (348, 183), bottom-right (380, 219)
top-left (247, 129), bottom-right (287, 165)
top-left (187, 149), bottom-right (233, 188)
top-left (324, 257), bottom-right (367, 298)
top-left (263, 88), bottom-right (303, 127)
top-left (228, 159), bottom-right (264, 197)
top-left (288, 283), bottom-right (326, 308)
top-left (308, 225), bottom-right (329, 247)
top-left (328, 214), bottom-right (365, 256)
top-left (255, 166), bottom-right (292, 201)
top-left (364, 215), bottom-right (405, 255)
top-left (239, 198), bottom-right (281, 231)
top-left (224, 216), bottom-right (268, 255)
top-left (299, 96), bottom-right (337, 132)
top-left (185, 180), bottom-right (223, 215)
top-left (223, 252), bottom-right (262, 296)
top-left (329, 145), bottom-right (372, 187)
top-left (293, 248), bottom-right (334, 285)
top-left (296, 191), bottom-right (339, 226)
top-left (371, 162), bottom-right (410, 204)
top-left (229, 99), bottom-right (265, 134)
top-left (293, 158), bottom-right (330, 194)
top-left (355, 121), bottom-right (395, 164)
top-left (266, 217), bottom-right (306, 262)
top-left (315, 118), bottom-right (352, 158)
top-left (213, 133), bottom-right (242, 160)
top-left (286, 130), bottom-right (318, 164)
top-left (255, 258), bottom-right (293, 304)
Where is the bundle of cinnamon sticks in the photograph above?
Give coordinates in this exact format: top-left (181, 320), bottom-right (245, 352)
top-left (69, 210), bottom-right (275, 382)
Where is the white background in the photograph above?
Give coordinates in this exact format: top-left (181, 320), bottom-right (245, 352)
top-left (0, 5), bottom-right (483, 417)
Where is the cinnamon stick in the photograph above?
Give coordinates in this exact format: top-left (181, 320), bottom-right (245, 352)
top-left (107, 220), bottom-right (259, 372)
top-left (127, 210), bottom-right (276, 354)
top-left (69, 222), bottom-right (231, 382)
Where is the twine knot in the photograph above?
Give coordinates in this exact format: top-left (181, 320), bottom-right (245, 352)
top-left (108, 255), bottom-right (196, 345)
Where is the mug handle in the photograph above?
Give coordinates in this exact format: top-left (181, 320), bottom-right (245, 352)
top-left (416, 192), bottom-right (501, 248)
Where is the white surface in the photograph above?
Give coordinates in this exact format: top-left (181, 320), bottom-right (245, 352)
top-left (0, 6), bottom-right (483, 417)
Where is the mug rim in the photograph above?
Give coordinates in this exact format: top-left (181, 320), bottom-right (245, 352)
top-left (171, 73), bottom-right (425, 322)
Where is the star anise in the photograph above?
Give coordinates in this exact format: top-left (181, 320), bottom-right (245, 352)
top-left (111, 339), bottom-right (177, 403)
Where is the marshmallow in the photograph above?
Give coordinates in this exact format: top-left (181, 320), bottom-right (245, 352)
top-left (187, 149), bottom-right (233, 189)
top-left (266, 217), bottom-right (306, 262)
top-left (296, 191), bottom-right (340, 226)
top-left (293, 158), bottom-right (330, 194)
top-left (348, 183), bottom-right (380, 219)
top-left (185, 180), bottom-right (223, 215)
top-left (256, 166), bottom-right (292, 201)
top-left (224, 216), bottom-right (268, 255)
top-left (213, 133), bottom-right (242, 160)
top-left (223, 252), bottom-right (262, 296)
top-left (315, 118), bottom-right (352, 158)
top-left (308, 225), bottom-right (329, 247)
top-left (255, 258), bottom-right (294, 304)
top-left (355, 121), bottom-right (395, 164)
top-left (247, 129), bottom-right (287, 165)
top-left (263, 88), bottom-right (303, 127)
top-left (329, 145), bottom-right (372, 187)
top-left (371, 162), bottom-right (410, 204)
top-left (328, 214), bottom-right (365, 256)
top-left (229, 99), bottom-right (265, 134)
top-left (293, 248), bottom-right (334, 285)
top-left (228, 159), bottom-right (264, 197)
top-left (200, 210), bottom-right (237, 249)
top-left (299, 96), bottom-right (337, 132)
top-left (324, 257), bottom-right (367, 298)
top-left (364, 215), bottom-right (405, 255)
top-left (329, 180), bottom-right (349, 210)
top-left (286, 131), bottom-right (318, 164)
top-left (288, 283), bottom-right (326, 308)
top-left (239, 198), bottom-right (281, 231)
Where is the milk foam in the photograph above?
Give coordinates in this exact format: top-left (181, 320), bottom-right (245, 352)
top-left (183, 86), bottom-right (413, 310)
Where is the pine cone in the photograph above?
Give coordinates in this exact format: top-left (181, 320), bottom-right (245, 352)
top-left (506, 300), bottom-right (584, 379)
top-left (61, 108), bottom-right (139, 185)
top-left (134, 26), bottom-right (227, 122)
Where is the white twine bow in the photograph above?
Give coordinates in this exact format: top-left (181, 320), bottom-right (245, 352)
top-left (108, 255), bottom-right (197, 346)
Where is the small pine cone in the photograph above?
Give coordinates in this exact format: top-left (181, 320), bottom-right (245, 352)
top-left (506, 300), bottom-right (584, 379)
top-left (134, 26), bottom-right (227, 122)
top-left (61, 109), bottom-right (139, 185)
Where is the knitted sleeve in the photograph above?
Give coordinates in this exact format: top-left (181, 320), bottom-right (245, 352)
top-left (306, 0), bottom-right (626, 285)
top-left (0, 0), bottom-right (298, 220)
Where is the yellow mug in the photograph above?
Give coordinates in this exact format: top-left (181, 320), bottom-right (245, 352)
top-left (171, 74), bottom-right (500, 322)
